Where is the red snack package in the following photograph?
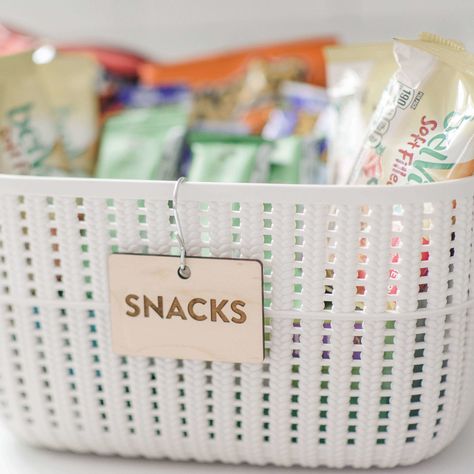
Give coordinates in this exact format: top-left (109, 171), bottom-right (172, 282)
top-left (0, 24), bottom-right (38, 56)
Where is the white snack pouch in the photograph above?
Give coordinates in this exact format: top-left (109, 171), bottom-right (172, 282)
top-left (325, 43), bottom-right (396, 184)
top-left (350, 33), bottom-right (474, 185)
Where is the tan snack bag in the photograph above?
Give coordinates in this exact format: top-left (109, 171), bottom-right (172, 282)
top-left (0, 51), bottom-right (68, 175)
top-left (38, 51), bottom-right (100, 176)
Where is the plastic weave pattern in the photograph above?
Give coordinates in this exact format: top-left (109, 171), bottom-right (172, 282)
top-left (0, 176), bottom-right (473, 468)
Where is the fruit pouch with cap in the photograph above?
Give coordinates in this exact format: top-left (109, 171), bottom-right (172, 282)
top-left (350, 33), bottom-right (474, 185)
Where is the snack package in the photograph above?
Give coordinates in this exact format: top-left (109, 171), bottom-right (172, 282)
top-left (350, 33), bottom-right (474, 185)
top-left (0, 24), bottom-right (38, 56)
top-left (311, 107), bottom-right (332, 183)
top-left (268, 136), bottom-right (303, 184)
top-left (95, 104), bottom-right (188, 180)
top-left (140, 37), bottom-right (337, 88)
top-left (232, 60), bottom-right (325, 134)
top-left (140, 37), bottom-right (336, 132)
top-left (0, 51), bottom-right (69, 175)
top-left (263, 81), bottom-right (328, 139)
top-left (58, 45), bottom-right (147, 80)
top-left (58, 45), bottom-right (149, 115)
top-left (187, 132), bottom-right (271, 183)
top-left (189, 57), bottom-right (316, 133)
top-left (37, 51), bottom-right (101, 176)
top-left (116, 84), bottom-right (191, 109)
top-left (263, 82), bottom-right (328, 184)
top-left (324, 43), bottom-right (397, 184)
top-left (190, 120), bottom-right (249, 136)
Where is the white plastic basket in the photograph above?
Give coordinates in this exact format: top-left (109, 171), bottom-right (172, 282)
top-left (0, 173), bottom-right (473, 469)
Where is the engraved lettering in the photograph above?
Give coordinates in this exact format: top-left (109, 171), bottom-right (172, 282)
top-left (188, 298), bottom-right (207, 321)
top-left (144, 295), bottom-right (163, 318)
top-left (125, 294), bottom-right (140, 317)
top-left (124, 295), bottom-right (249, 324)
top-left (210, 299), bottom-right (229, 322)
top-left (166, 297), bottom-right (187, 319)
top-left (230, 300), bottom-right (247, 324)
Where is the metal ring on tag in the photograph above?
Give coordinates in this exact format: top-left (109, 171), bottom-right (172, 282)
top-left (172, 177), bottom-right (191, 279)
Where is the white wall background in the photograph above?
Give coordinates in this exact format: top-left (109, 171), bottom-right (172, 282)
top-left (1, 0), bottom-right (473, 60)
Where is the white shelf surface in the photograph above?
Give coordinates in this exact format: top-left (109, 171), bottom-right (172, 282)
top-left (0, 415), bottom-right (473, 474)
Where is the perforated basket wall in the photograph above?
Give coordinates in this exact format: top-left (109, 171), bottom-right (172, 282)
top-left (0, 175), bottom-right (473, 469)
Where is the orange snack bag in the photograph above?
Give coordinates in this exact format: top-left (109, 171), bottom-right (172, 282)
top-left (139, 37), bottom-right (336, 132)
top-left (139, 37), bottom-right (337, 88)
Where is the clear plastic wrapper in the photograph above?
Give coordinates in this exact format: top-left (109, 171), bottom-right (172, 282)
top-left (325, 43), bottom-right (396, 184)
top-left (350, 33), bottom-right (474, 185)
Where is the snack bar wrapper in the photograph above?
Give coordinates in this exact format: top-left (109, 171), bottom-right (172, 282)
top-left (350, 33), bottom-right (474, 185)
top-left (324, 43), bottom-right (397, 184)
top-left (116, 84), bottom-right (191, 109)
top-left (187, 132), bottom-right (271, 183)
top-left (267, 136), bottom-right (303, 184)
top-left (95, 104), bottom-right (188, 180)
top-left (262, 81), bottom-right (329, 184)
top-left (263, 81), bottom-right (328, 139)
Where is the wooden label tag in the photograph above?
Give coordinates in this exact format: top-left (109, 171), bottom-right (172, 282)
top-left (108, 254), bottom-right (264, 363)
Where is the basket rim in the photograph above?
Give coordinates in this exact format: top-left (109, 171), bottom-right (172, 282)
top-left (0, 173), bottom-right (473, 204)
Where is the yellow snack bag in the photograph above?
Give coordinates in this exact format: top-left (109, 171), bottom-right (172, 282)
top-left (350, 33), bottom-right (474, 185)
top-left (37, 51), bottom-right (100, 176)
top-left (0, 51), bottom-right (68, 175)
top-left (324, 43), bottom-right (397, 184)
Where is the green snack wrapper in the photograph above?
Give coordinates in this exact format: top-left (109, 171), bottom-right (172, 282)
top-left (187, 132), bottom-right (271, 183)
top-left (95, 104), bottom-right (188, 180)
top-left (268, 136), bottom-right (303, 184)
